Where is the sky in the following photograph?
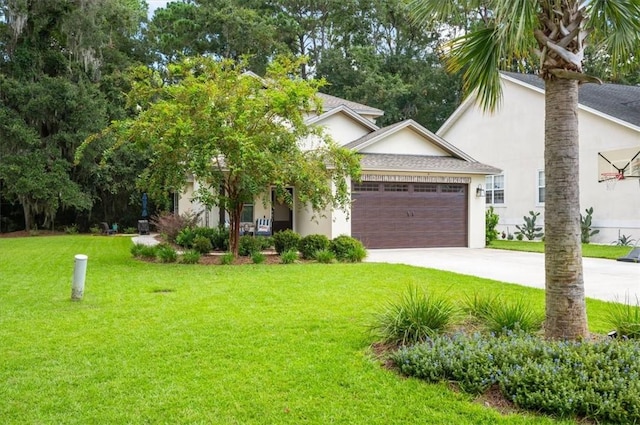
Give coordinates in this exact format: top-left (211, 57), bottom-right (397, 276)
top-left (147, 0), bottom-right (172, 16)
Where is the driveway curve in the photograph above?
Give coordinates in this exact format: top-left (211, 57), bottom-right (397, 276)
top-left (365, 248), bottom-right (639, 302)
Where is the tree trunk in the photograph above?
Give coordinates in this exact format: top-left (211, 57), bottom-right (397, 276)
top-left (20, 196), bottom-right (32, 231)
top-left (228, 203), bottom-right (242, 258)
top-left (544, 77), bottom-right (588, 340)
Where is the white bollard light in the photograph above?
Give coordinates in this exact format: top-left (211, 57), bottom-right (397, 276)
top-left (71, 254), bottom-right (88, 301)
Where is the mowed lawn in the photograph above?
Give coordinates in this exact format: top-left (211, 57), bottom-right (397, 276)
top-left (0, 236), bottom-right (616, 424)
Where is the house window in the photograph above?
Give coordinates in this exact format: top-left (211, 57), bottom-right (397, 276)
top-left (537, 170), bottom-right (545, 204)
top-left (413, 183), bottom-right (437, 193)
top-left (383, 183), bottom-right (409, 192)
top-left (485, 174), bottom-right (505, 204)
top-left (353, 182), bottom-right (380, 192)
top-left (240, 203), bottom-right (254, 223)
top-left (441, 184), bottom-right (465, 193)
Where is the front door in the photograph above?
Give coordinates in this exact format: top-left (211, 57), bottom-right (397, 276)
top-left (272, 188), bottom-right (293, 233)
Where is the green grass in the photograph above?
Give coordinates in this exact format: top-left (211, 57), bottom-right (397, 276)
top-left (488, 240), bottom-right (632, 260)
top-left (0, 236), bottom-right (621, 424)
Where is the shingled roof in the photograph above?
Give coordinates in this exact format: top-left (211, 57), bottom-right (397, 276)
top-left (503, 72), bottom-right (640, 127)
top-left (317, 93), bottom-right (384, 118)
top-left (359, 153), bottom-right (501, 175)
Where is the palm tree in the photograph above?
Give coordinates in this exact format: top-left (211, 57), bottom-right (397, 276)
top-left (411, 0), bottom-right (640, 340)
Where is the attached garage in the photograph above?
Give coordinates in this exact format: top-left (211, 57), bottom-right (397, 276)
top-left (351, 180), bottom-right (468, 249)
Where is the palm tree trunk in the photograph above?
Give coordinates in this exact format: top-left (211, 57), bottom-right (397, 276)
top-left (544, 77), bottom-right (588, 340)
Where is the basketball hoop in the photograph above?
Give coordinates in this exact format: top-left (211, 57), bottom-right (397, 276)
top-left (601, 172), bottom-right (624, 191)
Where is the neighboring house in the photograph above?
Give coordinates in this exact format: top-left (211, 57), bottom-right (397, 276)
top-left (178, 93), bottom-right (500, 249)
top-left (438, 72), bottom-right (640, 244)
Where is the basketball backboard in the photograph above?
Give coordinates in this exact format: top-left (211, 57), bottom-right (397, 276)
top-left (597, 147), bottom-right (640, 182)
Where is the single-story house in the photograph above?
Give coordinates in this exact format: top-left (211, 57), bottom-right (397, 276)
top-left (177, 92), bottom-right (501, 249)
top-left (437, 72), bottom-right (640, 244)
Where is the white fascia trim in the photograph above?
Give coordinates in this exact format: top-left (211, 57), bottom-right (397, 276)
top-left (305, 105), bottom-right (380, 131)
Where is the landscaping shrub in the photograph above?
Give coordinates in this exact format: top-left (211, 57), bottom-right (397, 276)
top-left (273, 229), bottom-right (301, 255)
top-left (485, 206), bottom-right (499, 245)
top-left (280, 249), bottom-right (298, 264)
top-left (392, 332), bottom-right (640, 423)
top-left (211, 227), bottom-right (230, 251)
top-left (157, 245), bottom-right (178, 263)
top-left (220, 252), bottom-right (234, 265)
top-left (259, 236), bottom-right (273, 250)
top-left (192, 235), bottom-right (213, 254)
top-left (314, 249), bottom-right (335, 264)
top-left (239, 235), bottom-right (263, 256)
top-left (64, 224), bottom-right (79, 235)
top-left (330, 235), bottom-right (367, 262)
top-left (607, 296), bottom-right (640, 339)
top-left (180, 250), bottom-right (201, 264)
top-left (298, 234), bottom-right (330, 259)
top-left (370, 286), bottom-right (457, 346)
top-left (124, 226), bottom-right (137, 234)
top-left (139, 245), bottom-right (158, 259)
top-left (130, 243), bottom-right (145, 257)
top-left (251, 251), bottom-right (266, 264)
top-left (150, 211), bottom-right (199, 243)
top-left (176, 227), bottom-right (197, 248)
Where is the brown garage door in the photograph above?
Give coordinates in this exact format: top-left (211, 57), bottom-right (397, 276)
top-left (351, 182), bottom-right (468, 249)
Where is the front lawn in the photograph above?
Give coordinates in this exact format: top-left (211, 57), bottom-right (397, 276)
top-left (0, 235), bottom-right (619, 424)
top-left (488, 240), bottom-right (632, 260)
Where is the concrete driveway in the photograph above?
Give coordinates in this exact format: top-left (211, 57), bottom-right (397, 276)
top-left (365, 248), bottom-right (640, 303)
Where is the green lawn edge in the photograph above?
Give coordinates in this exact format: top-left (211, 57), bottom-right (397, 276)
top-left (488, 239), bottom-right (633, 260)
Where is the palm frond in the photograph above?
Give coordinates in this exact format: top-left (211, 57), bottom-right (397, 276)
top-left (445, 27), bottom-right (504, 111)
top-left (586, 0), bottom-right (640, 76)
top-left (493, 0), bottom-right (539, 58)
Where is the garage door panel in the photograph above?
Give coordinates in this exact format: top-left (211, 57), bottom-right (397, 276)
top-left (351, 182), bottom-right (468, 249)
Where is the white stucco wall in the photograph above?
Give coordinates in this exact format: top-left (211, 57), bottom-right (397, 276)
top-left (361, 128), bottom-right (451, 155)
top-left (439, 76), bottom-right (640, 243)
top-left (313, 113), bottom-right (374, 146)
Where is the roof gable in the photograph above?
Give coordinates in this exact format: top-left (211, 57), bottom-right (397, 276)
top-left (306, 105), bottom-right (379, 131)
top-left (502, 72), bottom-right (640, 128)
top-left (346, 119), bottom-right (476, 162)
top-left (439, 73), bottom-right (640, 134)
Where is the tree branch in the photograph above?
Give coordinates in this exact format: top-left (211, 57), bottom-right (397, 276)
top-left (549, 69), bottom-right (603, 84)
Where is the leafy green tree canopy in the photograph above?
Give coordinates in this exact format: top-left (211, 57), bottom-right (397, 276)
top-left (83, 55), bottom-right (361, 256)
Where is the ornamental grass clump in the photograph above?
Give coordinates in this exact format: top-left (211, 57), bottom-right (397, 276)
top-left (180, 250), bottom-right (201, 264)
top-left (607, 296), bottom-right (640, 339)
top-left (280, 249), bottom-right (298, 264)
top-left (464, 293), bottom-right (543, 335)
top-left (392, 333), bottom-right (640, 423)
top-left (371, 286), bottom-right (457, 346)
top-left (314, 249), bottom-right (335, 264)
top-left (251, 251), bottom-right (266, 264)
top-left (156, 245), bottom-right (178, 263)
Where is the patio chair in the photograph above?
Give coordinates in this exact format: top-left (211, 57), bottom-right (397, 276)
top-left (100, 222), bottom-right (116, 236)
top-left (255, 217), bottom-right (272, 237)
